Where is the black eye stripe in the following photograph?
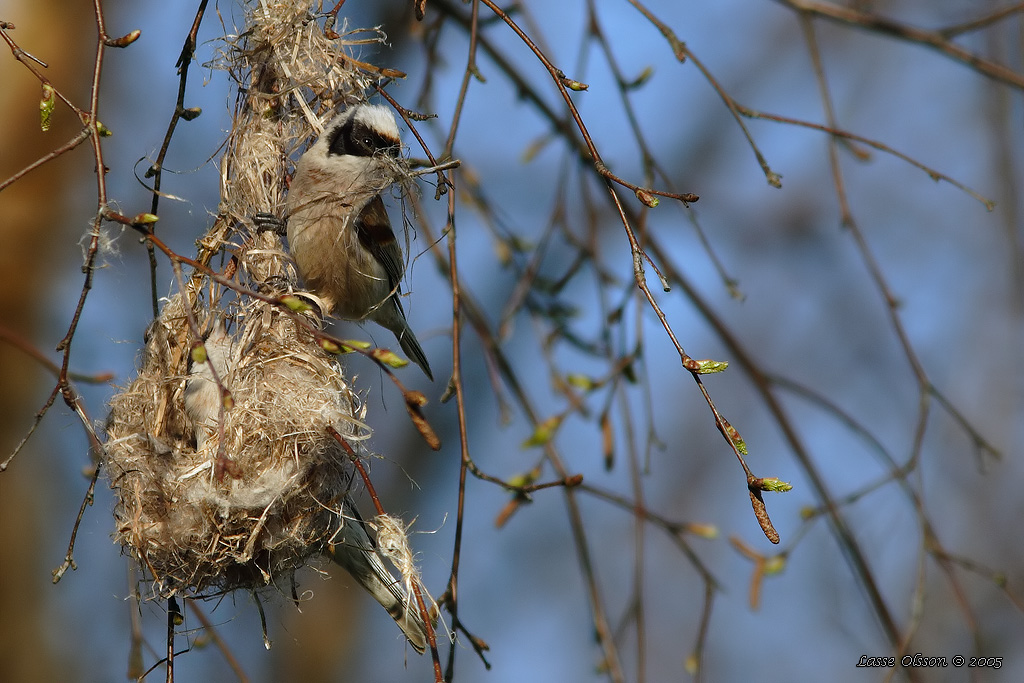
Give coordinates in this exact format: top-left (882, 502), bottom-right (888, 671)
top-left (326, 116), bottom-right (399, 158)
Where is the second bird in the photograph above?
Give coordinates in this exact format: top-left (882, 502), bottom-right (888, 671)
top-left (285, 104), bottom-right (433, 380)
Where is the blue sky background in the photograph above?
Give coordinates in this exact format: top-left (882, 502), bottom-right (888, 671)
top-left (1, 0), bottom-right (1022, 681)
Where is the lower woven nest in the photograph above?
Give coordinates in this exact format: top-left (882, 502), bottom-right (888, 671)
top-left (104, 235), bottom-right (368, 599)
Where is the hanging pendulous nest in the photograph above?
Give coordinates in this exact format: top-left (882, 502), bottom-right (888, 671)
top-left (103, 277), bottom-right (371, 598)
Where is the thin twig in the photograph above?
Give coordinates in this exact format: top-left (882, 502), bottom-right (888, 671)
top-left (773, 0), bottom-right (1024, 89)
top-left (144, 0), bottom-right (210, 316)
top-left (187, 601), bottom-right (251, 682)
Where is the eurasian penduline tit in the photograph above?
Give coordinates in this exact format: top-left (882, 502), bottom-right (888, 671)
top-left (183, 322), bottom-right (429, 652)
top-left (283, 103), bottom-right (434, 380)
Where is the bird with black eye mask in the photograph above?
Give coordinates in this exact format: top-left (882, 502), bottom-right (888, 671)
top-left (283, 104), bottom-right (433, 380)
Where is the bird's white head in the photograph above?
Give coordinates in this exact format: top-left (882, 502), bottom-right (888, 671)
top-left (321, 103), bottom-right (402, 160)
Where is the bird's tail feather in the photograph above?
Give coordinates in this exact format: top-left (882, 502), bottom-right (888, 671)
top-left (397, 327), bottom-right (433, 381)
top-left (326, 500), bottom-right (429, 653)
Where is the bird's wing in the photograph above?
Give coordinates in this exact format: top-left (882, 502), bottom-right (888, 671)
top-left (354, 195), bottom-right (404, 291)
